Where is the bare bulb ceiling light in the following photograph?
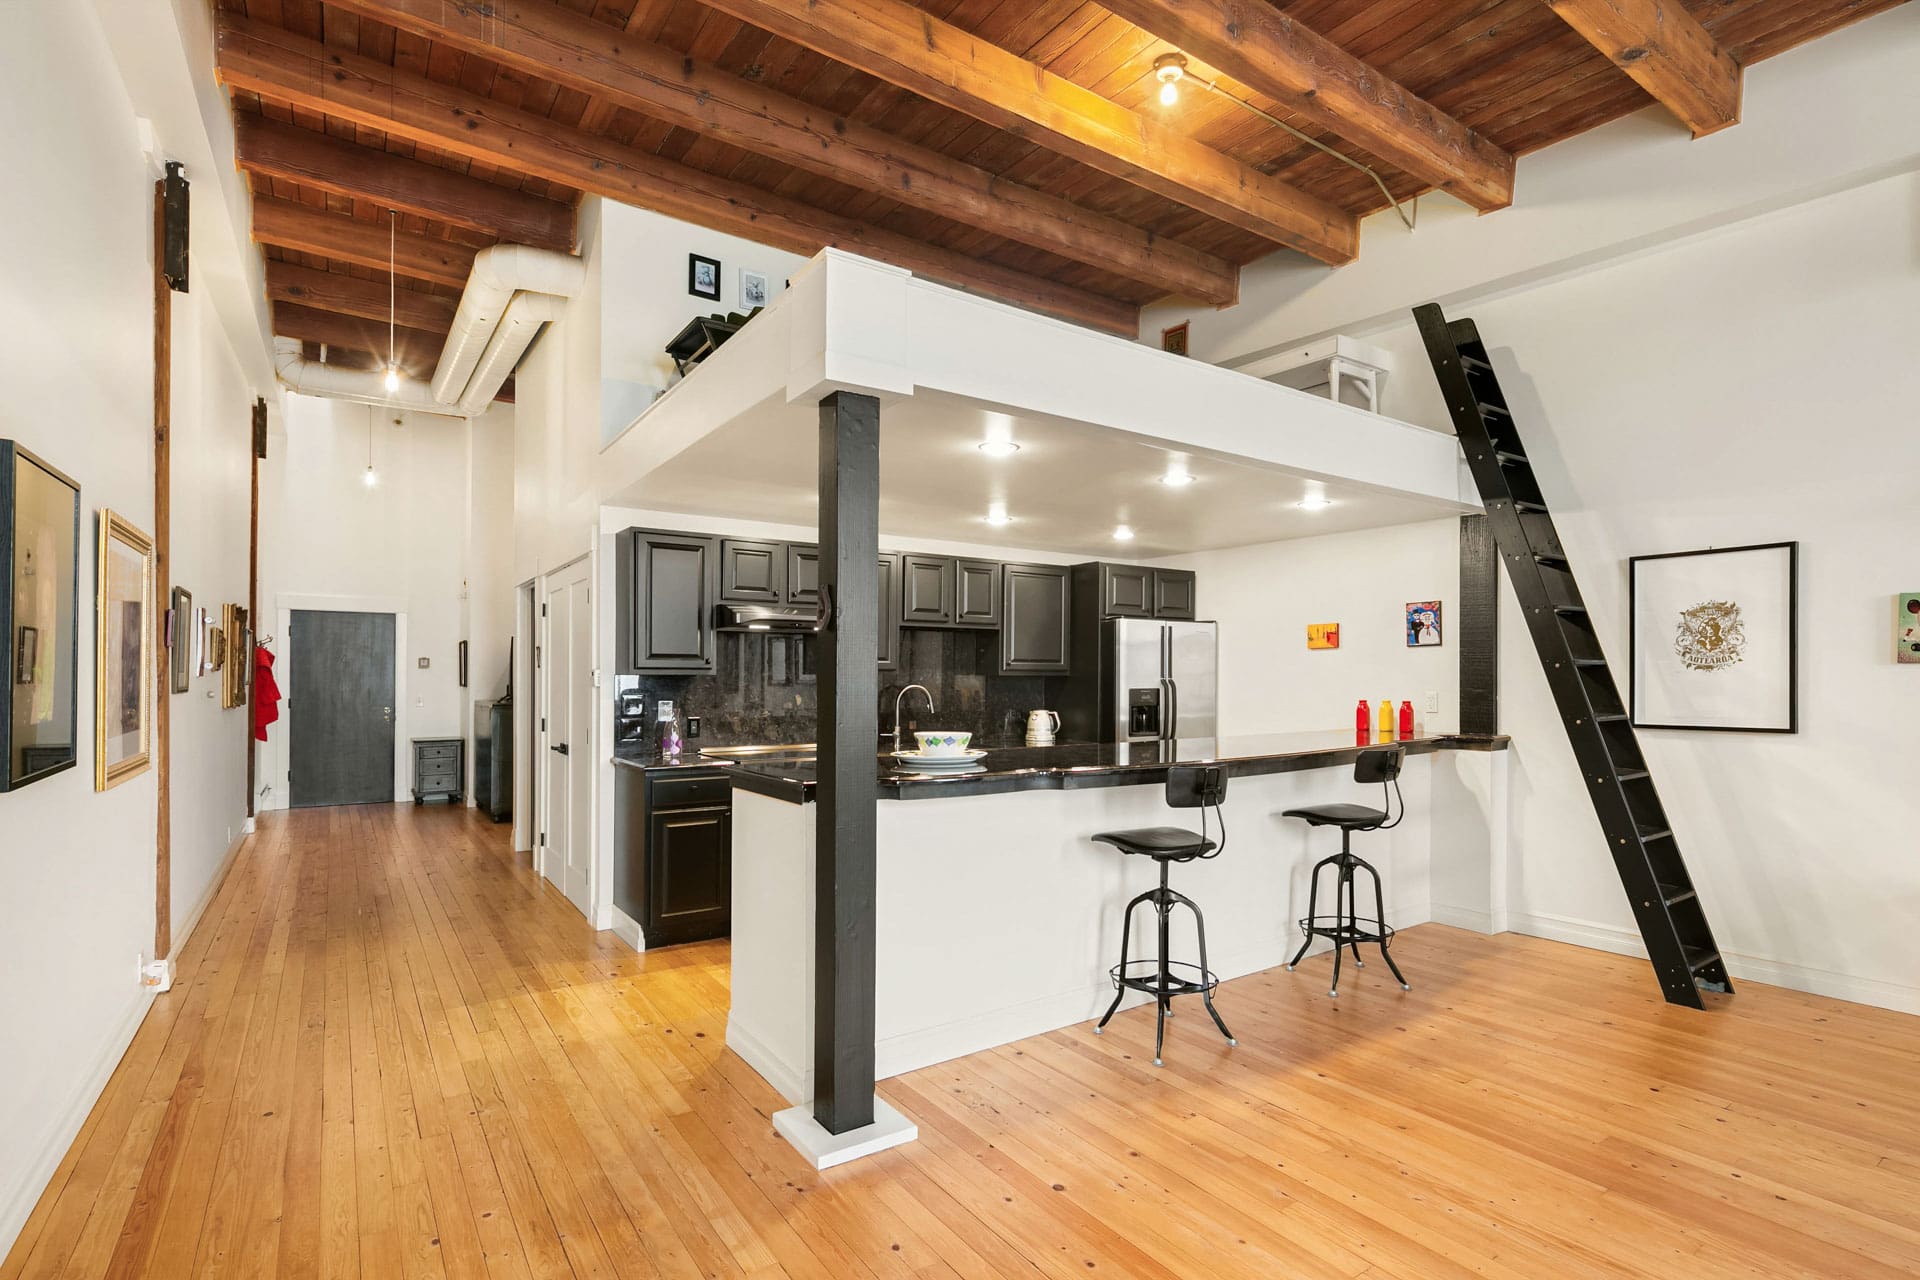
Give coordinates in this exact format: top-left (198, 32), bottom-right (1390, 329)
top-left (363, 407), bottom-right (379, 487)
top-left (1154, 52), bottom-right (1187, 106)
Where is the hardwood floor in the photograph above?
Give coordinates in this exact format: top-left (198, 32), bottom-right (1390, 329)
top-left (7, 804), bottom-right (1919, 1279)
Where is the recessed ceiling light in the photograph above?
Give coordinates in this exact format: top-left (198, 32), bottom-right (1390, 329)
top-left (1160, 466), bottom-right (1195, 488)
top-left (977, 439), bottom-right (1021, 457)
top-left (1297, 495), bottom-right (1334, 511)
top-left (985, 502), bottom-right (1013, 526)
top-left (1113, 524), bottom-right (1136, 542)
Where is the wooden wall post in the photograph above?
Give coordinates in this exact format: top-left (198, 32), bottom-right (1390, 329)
top-left (152, 178), bottom-right (175, 962)
top-left (812, 391), bottom-right (880, 1135)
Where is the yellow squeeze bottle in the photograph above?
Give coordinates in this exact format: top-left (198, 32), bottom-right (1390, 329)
top-left (1377, 699), bottom-right (1394, 742)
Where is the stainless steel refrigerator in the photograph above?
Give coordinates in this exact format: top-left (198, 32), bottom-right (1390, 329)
top-left (1108, 618), bottom-right (1218, 741)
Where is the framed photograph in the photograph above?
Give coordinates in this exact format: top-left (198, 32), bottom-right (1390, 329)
top-left (221, 603), bottom-right (249, 708)
top-left (1897, 593), bottom-right (1920, 664)
top-left (1630, 541), bottom-right (1798, 733)
top-left (96, 510), bottom-right (155, 789)
top-left (688, 253), bottom-right (721, 301)
top-left (740, 270), bottom-right (769, 309)
top-left (1406, 601), bottom-right (1443, 647)
top-left (170, 586), bottom-right (193, 693)
top-left (1, 442), bottom-right (81, 790)
top-left (458, 639), bottom-right (469, 688)
top-left (1161, 321), bottom-right (1190, 356)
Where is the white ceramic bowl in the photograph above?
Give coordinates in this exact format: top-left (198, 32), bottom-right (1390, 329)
top-left (913, 730), bottom-right (973, 758)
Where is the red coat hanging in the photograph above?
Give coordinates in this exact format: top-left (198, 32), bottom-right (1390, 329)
top-left (254, 644), bottom-right (283, 742)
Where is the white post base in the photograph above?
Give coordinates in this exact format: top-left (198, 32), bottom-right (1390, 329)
top-left (771, 1097), bottom-right (917, 1171)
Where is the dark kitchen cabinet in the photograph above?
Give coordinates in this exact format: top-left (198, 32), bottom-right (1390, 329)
top-left (1099, 563), bottom-right (1155, 617)
top-left (1152, 568), bottom-right (1197, 620)
top-left (878, 552), bottom-right (901, 670)
top-left (719, 538), bottom-right (784, 604)
top-left (786, 544), bottom-right (821, 605)
top-left (900, 553), bottom-right (956, 625)
top-left (615, 766), bottom-right (732, 947)
top-left (954, 559), bottom-right (1002, 628)
top-left (620, 529), bottom-right (717, 673)
top-left (1000, 563), bottom-right (1070, 673)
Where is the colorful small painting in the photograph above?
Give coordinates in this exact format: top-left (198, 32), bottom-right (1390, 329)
top-left (1407, 602), bottom-right (1442, 647)
top-left (1899, 594), bottom-right (1920, 664)
top-left (1307, 623), bottom-right (1340, 650)
top-left (1161, 321), bottom-right (1189, 356)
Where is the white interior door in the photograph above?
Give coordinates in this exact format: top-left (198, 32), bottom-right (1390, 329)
top-left (540, 560), bottom-right (593, 916)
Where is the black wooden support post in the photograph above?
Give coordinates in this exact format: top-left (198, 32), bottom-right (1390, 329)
top-left (1459, 513), bottom-right (1500, 736)
top-left (814, 391), bottom-right (880, 1135)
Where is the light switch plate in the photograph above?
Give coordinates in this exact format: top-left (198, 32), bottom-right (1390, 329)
top-left (418, 657), bottom-right (430, 669)
top-left (1425, 691), bottom-right (1439, 713)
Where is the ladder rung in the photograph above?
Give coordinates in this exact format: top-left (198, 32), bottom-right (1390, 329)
top-left (1495, 450), bottom-right (1528, 467)
top-left (1640, 826), bottom-right (1673, 842)
top-left (1594, 713), bottom-right (1628, 722)
top-left (1686, 948), bottom-right (1722, 974)
top-left (1555, 605), bottom-right (1587, 615)
top-left (1535, 554), bottom-right (1570, 568)
top-left (1660, 885), bottom-right (1697, 908)
top-left (1478, 400), bottom-right (1510, 418)
top-left (1573, 658), bottom-right (1608, 667)
top-left (1460, 354), bottom-right (1493, 374)
top-left (1514, 500), bottom-right (1549, 513)
top-left (1616, 769), bottom-right (1650, 781)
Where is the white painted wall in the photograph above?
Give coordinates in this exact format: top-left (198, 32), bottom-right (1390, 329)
top-left (1151, 518), bottom-right (1462, 738)
top-left (0, 0), bottom-right (266, 1254)
top-left (257, 394), bottom-right (513, 810)
top-left (1138, 4), bottom-right (1920, 1012)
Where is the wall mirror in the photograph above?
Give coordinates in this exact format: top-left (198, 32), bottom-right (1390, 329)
top-left (1, 442), bottom-right (82, 791)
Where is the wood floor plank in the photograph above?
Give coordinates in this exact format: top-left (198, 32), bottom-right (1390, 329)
top-left (9, 803), bottom-right (1920, 1280)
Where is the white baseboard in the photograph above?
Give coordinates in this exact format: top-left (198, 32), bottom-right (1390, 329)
top-left (1428, 903), bottom-right (1496, 934)
top-left (0, 987), bottom-right (152, 1261)
top-left (608, 905), bottom-right (644, 952)
top-left (727, 1015), bottom-right (811, 1106)
top-left (1506, 910), bottom-right (1920, 1016)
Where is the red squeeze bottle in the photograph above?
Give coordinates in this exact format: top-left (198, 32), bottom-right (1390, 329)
top-left (1399, 700), bottom-right (1416, 741)
top-left (1356, 699), bottom-right (1371, 744)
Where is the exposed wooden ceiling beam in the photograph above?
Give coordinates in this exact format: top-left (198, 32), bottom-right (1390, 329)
top-left (265, 261), bottom-right (456, 333)
top-left (214, 15), bottom-right (1141, 334)
top-left (272, 302), bottom-right (443, 376)
top-left (233, 114), bottom-right (577, 253)
top-left (250, 197), bottom-right (479, 288)
top-left (1096, 0), bottom-right (1515, 212)
top-left (685, 0), bottom-right (1357, 263)
top-left (309, 0), bottom-right (1237, 304)
top-left (1542, 0), bottom-right (1742, 137)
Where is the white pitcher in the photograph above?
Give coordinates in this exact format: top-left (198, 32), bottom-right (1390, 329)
top-left (1025, 709), bottom-right (1061, 745)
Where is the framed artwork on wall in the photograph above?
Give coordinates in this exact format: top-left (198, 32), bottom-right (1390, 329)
top-left (741, 270), bottom-right (769, 309)
top-left (1406, 601), bottom-right (1443, 646)
top-left (1306, 623), bottom-right (1340, 650)
top-left (1897, 593), bottom-right (1920, 664)
top-left (222, 603), bottom-right (249, 708)
top-left (688, 253), bottom-right (721, 301)
top-left (96, 509), bottom-right (155, 790)
top-left (170, 586), bottom-right (193, 693)
top-left (1, 441), bottom-right (82, 791)
top-left (1629, 541), bottom-right (1798, 733)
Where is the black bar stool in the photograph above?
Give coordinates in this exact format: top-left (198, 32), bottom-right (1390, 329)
top-left (1282, 746), bottom-right (1410, 998)
top-left (1091, 765), bottom-right (1236, 1066)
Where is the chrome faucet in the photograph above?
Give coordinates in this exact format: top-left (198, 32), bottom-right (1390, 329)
top-left (892, 684), bottom-right (935, 754)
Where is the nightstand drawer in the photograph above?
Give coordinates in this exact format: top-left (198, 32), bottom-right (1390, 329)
top-left (417, 761), bottom-right (458, 783)
top-left (416, 743), bottom-right (460, 762)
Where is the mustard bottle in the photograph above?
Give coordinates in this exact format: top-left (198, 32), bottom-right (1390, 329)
top-left (1378, 699), bottom-right (1394, 742)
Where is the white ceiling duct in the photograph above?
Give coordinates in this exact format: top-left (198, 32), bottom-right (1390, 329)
top-left (272, 338), bottom-right (462, 417)
top-left (431, 244), bottom-right (585, 407)
top-left (456, 291), bottom-right (568, 416)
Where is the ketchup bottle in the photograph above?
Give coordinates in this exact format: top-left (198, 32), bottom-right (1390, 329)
top-left (1399, 700), bottom-right (1416, 741)
top-left (1355, 699), bottom-right (1371, 744)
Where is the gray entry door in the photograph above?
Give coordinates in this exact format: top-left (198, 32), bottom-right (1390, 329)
top-left (289, 609), bottom-right (396, 807)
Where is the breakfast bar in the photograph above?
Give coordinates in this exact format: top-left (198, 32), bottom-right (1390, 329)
top-left (724, 732), bottom-right (1509, 1106)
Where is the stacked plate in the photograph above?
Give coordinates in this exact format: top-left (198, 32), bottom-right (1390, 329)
top-left (890, 748), bottom-right (988, 774)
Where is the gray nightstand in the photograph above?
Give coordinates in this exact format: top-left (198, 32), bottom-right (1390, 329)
top-left (411, 737), bottom-right (464, 805)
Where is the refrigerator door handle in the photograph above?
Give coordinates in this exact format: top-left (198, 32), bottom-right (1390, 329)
top-left (1166, 676), bottom-right (1179, 739)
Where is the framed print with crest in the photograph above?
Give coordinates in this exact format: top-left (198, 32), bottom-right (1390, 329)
top-left (1629, 542), bottom-right (1797, 733)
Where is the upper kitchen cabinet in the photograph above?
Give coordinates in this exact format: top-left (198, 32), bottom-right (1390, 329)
top-left (954, 559), bottom-right (1002, 628)
top-left (1073, 562), bottom-right (1198, 622)
top-left (1000, 563), bottom-right (1070, 673)
top-left (1151, 569), bottom-right (1197, 620)
top-left (786, 544), bottom-right (821, 606)
top-left (719, 538), bottom-right (785, 604)
top-left (877, 553), bottom-right (901, 670)
top-left (620, 529), bottom-right (718, 673)
top-left (899, 553), bottom-right (956, 626)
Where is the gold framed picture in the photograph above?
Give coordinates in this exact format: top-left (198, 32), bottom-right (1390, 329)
top-left (96, 510), bottom-right (154, 790)
top-left (221, 603), bottom-right (250, 709)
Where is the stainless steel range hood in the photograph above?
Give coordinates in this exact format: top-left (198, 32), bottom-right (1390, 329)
top-left (713, 603), bottom-right (818, 632)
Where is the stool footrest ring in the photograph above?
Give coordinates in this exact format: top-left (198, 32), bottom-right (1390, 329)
top-left (1110, 959), bottom-right (1220, 999)
top-left (1297, 916), bottom-right (1397, 947)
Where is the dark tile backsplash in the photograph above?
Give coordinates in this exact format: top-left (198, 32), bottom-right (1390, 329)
top-left (615, 628), bottom-right (1066, 749)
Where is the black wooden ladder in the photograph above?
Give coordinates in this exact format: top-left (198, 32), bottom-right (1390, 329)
top-left (1414, 303), bottom-right (1731, 1010)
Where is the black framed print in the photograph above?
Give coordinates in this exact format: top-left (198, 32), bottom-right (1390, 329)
top-left (1, 441), bottom-right (82, 791)
top-left (688, 253), bottom-right (721, 301)
top-left (1630, 541), bottom-right (1798, 733)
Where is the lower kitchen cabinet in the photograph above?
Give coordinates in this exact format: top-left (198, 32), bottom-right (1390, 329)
top-left (614, 766), bottom-right (732, 946)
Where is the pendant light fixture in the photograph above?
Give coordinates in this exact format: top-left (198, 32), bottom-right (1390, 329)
top-left (363, 405), bottom-right (379, 487)
top-left (383, 210), bottom-right (401, 393)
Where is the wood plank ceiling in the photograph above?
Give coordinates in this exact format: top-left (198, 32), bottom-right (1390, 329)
top-left (211, 0), bottom-right (1903, 379)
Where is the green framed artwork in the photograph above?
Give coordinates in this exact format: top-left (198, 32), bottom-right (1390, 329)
top-left (1899, 593), bottom-right (1920, 665)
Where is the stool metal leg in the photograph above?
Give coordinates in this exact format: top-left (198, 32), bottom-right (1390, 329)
top-left (1362, 857), bottom-right (1411, 990)
top-left (1183, 891), bottom-right (1236, 1046)
top-left (1327, 873), bottom-right (1345, 998)
top-left (1288, 854), bottom-right (1335, 970)
top-left (1096, 886), bottom-right (1153, 1033)
top-left (1153, 866), bottom-right (1172, 1064)
top-left (1342, 858), bottom-right (1366, 968)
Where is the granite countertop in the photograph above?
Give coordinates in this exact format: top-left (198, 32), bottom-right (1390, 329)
top-left (718, 731), bottom-right (1510, 804)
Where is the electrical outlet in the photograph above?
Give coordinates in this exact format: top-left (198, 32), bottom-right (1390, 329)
top-left (1425, 691), bottom-right (1439, 714)
top-left (687, 716), bottom-right (702, 739)
top-left (414, 696), bottom-right (424, 708)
